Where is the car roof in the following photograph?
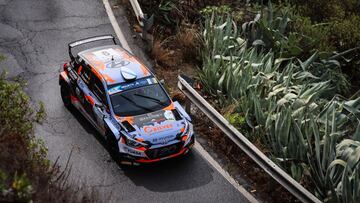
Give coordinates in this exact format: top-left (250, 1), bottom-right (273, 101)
top-left (78, 45), bottom-right (152, 85)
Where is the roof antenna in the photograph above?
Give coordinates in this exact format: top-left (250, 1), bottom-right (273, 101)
top-left (111, 55), bottom-right (116, 69)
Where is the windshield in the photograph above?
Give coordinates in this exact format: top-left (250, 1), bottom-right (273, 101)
top-left (110, 84), bottom-right (171, 116)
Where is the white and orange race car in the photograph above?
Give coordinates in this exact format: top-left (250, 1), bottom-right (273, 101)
top-left (59, 35), bottom-right (194, 165)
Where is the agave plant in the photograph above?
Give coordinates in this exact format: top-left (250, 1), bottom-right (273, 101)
top-left (241, 1), bottom-right (354, 95)
top-left (241, 1), bottom-right (303, 57)
top-left (200, 12), bottom-right (360, 202)
top-left (335, 139), bottom-right (360, 203)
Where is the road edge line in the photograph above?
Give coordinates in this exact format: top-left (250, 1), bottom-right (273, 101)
top-left (102, 0), bottom-right (132, 53)
top-left (102, 1), bottom-right (258, 202)
top-left (194, 142), bottom-right (259, 203)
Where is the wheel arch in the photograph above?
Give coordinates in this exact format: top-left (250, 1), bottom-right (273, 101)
top-left (104, 117), bottom-right (121, 141)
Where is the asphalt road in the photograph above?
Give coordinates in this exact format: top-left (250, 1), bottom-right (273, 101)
top-left (0, 0), bottom-right (249, 202)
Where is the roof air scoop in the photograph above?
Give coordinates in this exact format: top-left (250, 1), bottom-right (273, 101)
top-left (121, 66), bottom-right (137, 81)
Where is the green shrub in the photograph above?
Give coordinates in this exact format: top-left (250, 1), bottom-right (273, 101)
top-left (330, 15), bottom-right (360, 81)
top-left (157, 1), bottom-right (180, 26)
top-left (332, 14), bottom-right (360, 50)
top-left (291, 0), bottom-right (360, 53)
top-left (0, 72), bottom-right (34, 136)
top-left (295, 0), bottom-right (343, 21)
top-left (0, 72), bottom-right (48, 202)
top-left (225, 113), bottom-right (246, 128)
top-left (292, 16), bottom-right (335, 55)
top-left (200, 5), bottom-right (232, 16)
top-left (11, 172), bottom-right (33, 202)
top-left (287, 0), bottom-right (360, 88)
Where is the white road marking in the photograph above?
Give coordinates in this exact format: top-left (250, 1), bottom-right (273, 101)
top-left (102, 0), bottom-right (132, 53)
top-left (194, 142), bottom-right (259, 203)
top-left (102, 1), bottom-right (259, 202)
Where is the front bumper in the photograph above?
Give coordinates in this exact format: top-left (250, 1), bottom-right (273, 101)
top-left (119, 136), bottom-right (195, 165)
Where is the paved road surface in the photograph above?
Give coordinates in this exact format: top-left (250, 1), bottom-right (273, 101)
top-left (0, 0), bottom-right (250, 202)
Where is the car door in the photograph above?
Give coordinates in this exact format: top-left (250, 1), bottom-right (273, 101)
top-left (90, 75), bottom-right (109, 134)
top-left (76, 64), bottom-right (96, 121)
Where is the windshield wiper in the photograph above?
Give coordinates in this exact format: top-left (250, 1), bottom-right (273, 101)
top-left (119, 94), bottom-right (153, 112)
top-left (134, 93), bottom-right (167, 106)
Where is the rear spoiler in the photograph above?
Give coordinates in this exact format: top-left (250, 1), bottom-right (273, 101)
top-left (68, 35), bottom-right (117, 60)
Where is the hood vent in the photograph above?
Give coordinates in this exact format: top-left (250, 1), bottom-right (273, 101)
top-left (171, 109), bottom-right (182, 121)
top-left (121, 121), bottom-right (136, 132)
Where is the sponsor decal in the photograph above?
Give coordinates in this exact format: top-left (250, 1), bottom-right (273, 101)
top-left (152, 135), bottom-right (175, 144)
top-left (133, 110), bottom-right (166, 127)
top-left (92, 48), bottom-right (120, 61)
top-left (108, 77), bottom-right (156, 95)
top-left (123, 145), bottom-right (142, 156)
top-left (143, 124), bottom-right (173, 134)
top-left (105, 60), bottom-right (130, 69)
top-left (164, 110), bottom-right (175, 121)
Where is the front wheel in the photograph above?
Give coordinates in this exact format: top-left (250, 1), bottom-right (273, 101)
top-left (60, 84), bottom-right (72, 108)
top-left (105, 131), bottom-right (122, 162)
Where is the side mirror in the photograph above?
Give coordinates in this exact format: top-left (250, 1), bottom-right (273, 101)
top-left (159, 79), bottom-right (165, 85)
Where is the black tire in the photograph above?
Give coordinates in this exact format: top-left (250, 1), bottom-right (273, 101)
top-left (105, 131), bottom-right (121, 161)
top-left (60, 84), bottom-right (72, 108)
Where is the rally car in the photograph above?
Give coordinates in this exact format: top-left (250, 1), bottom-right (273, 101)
top-left (59, 35), bottom-right (194, 165)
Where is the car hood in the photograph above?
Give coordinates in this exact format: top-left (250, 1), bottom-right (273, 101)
top-left (116, 108), bottom-right (186, 145)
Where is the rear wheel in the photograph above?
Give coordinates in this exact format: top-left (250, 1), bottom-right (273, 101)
top-left (60, 84), bottom-right (72, 108)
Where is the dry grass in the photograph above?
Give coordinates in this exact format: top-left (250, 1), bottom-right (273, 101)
top-left (176, 23), bottom-right (202, 62)
top-left (148, 21), bottom-right (201, 100)
top-left (150, 22), bottom-right (201, 73)
top-left (155, 63), bottom-right (197, 93)
top-left (151, 36), bottom-right (183, 68)
top-left (151, 39), bottom-right (172, 67)
top-left (171, 90), bottom-right (186, 103)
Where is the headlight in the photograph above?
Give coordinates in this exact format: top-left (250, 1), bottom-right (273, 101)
top-left (183, 121), bottom-right (193, 136)
top-left (125, 137), bottom-right (142, 148)
top-left (121, 131), bottom-right (146, 148)
top-left (181, 121), bottom-right (193, 142)
top-left (182, 122), bottom-right (194, 146)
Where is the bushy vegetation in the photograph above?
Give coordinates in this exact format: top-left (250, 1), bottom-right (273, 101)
top-left (241, 2), bottom-right (357, 96)
top-left (0, 71), bottom-right (96, 202)
top-left (199, 9), bottom-right (360, 201)
top-left (286, 0), bottom-right (360, 87)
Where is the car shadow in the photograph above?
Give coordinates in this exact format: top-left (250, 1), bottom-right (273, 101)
top-left (67, 107), bottom-right (107, 146)
top-left (120, 150), bottom-right (214, 192)
top-left (67, 107), bottom-right (214, 193)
